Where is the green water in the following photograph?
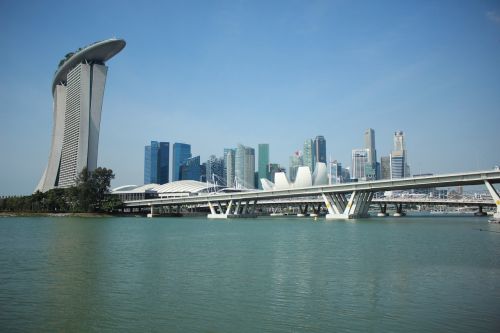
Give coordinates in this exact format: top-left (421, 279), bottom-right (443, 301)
top-left (1, 215), bottom-right (499, 332)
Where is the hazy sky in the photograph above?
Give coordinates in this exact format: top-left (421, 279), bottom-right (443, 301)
top-left (1, 0), bottom-right (499, 195)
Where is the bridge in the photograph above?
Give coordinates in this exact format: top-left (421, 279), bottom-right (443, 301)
top-left (122, 170), bottom-right (500, 220)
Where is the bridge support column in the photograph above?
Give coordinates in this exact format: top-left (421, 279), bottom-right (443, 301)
top-left (207, 199), bottom-right (257, 219)
top-left (323, 191), bottom-right (373, 220)
top-left (393, 203), bottom-right (406, 217)
top-left (147, 205), bottom-right (154, 218)
top-left (484, 180), bottom-right (500, 221)
top-left (377, 203), bottom-right (388, 217)
top-left (208, 201), bottom-right (229, 219)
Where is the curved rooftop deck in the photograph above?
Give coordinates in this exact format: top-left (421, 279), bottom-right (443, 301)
top-left (52, 38), bottom-right (126, 94)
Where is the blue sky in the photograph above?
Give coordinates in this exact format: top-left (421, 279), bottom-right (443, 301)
top-left (1, 0), bottom-right (499, 195)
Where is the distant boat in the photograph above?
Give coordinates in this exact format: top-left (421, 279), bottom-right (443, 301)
top-left (488, 218), bottom-right (500, 224)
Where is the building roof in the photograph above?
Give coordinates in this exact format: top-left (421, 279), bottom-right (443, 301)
top-left (112, 180), bottom-right (221, 195)
top-left (52, 38), bottom-right (126, 94)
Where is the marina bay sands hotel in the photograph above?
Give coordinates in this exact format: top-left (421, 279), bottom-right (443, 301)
top-left (36, 39), bottom-right (126, 192)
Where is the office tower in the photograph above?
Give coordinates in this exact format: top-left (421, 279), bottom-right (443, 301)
top-left (329, 160), bottom-right (342, 184)
top-left (224, 148), bottom-right (236, 188)
top-left (352, 149), bottom-right (369, 180)
top-left (314, 135), bottom-right (327, 165)
top-left (206, 155), bottom-right (224, 184)
top-left (180, 156), bottom-right (201, 181)
top-left (144, 141), bottom-right (169, 184)
top-left (172, 143), bottom-right (191, 181)
top-left (36, 39), bottom-right (126, 192)
top-left (258, 144), bottom-right (270, 189)
top-left (364, 128), bottom-right (377, 165)
top-left (342, 167), bottom-right (351, 182)
top-left (390, 130), bottom-right (409, 179)
top-left (200, 162), bottom-right (207, 182)
top-left (364, 128), bottom-right (377, 180)
top-left (289, 151), bottom-right (303, 182)
top-left (380, 156), bottom-right (391, 180)
top-left (303, 139), bottom-right (315, 173)
top-left (235, 144), bottom-right (255, 189)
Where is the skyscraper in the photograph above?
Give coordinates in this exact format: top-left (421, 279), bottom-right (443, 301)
top-left (352, 149), bottom-right (369, 180)
top-left (235, 144), bottom-right (255, 189)
top-left (289, 151), bottom-right (303, 182)
top-left (329, 160), bottom-right (342, 184)
top-left (364, 128), bottom-right (377, 165)
top-left (36, 39), bottom-right (126, 192)
top-left (224, 148), bottom-right (236, 188)
top-left (206, 155), bottom-right (224, 184)
top-left (314, 135), bottom-right (327, 165)
top-left (258, 144), bottom-right (270, 189)
top-left (180, 156), bottom-right (201, 181)
top-left (144, 141), bottom-right (169, 184)
top-left (390, 130), bottom-right (409, 179)
top-left (380, 156), bottom-right (391, 180)
top-left (303, 139), bottom-right (315, 173)
top-left (172, 143), bottom-right (191, 181)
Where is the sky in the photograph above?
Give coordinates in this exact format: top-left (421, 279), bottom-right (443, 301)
top-left (1, 0), bottom-right (500, 195)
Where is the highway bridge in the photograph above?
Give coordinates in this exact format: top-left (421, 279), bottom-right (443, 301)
top-left (122, 170), bottom-right (500, 220)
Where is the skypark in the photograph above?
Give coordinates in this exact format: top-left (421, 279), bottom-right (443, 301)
top-left (122, 169), bottom-right (500, 220)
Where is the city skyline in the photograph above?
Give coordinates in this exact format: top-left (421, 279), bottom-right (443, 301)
top-left (1, 0), bottom-right (500, 195)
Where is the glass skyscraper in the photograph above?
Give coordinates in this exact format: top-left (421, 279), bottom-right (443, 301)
top-left (224, 148), bottom-right (236, 188)
top-left (352, 149), bottom-right (369, 180)
top-left (172, 143), bottom-right (192, 181)
top-left (314, 135), bottom-right (327, 165)
top-left (144, 141), bottom-right (169, 184)
top-left (258, 144), bottom-right (270, 189)
top-left (235, 144), bottom-right (255, 189)
top-left (180, 156), bottom-right (201, 181)
top-left (289, 151), bottom-right (303, 182)
top-left (303, 139), bottom-right (315, 173)
top-left (206, 155), bottom-right (224, 184)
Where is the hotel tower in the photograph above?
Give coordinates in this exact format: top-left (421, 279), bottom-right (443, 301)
top-left (36, 39), bottom-right (126, 192)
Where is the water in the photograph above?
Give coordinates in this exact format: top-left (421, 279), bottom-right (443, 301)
top-left (0, 215), bottom-right (499, 332)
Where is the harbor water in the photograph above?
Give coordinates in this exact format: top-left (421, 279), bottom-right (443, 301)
top-left (1, 215), bottom-right (499, 332)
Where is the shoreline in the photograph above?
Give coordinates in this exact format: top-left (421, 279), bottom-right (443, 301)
top-left (0, 212), bottom-right (115, 218)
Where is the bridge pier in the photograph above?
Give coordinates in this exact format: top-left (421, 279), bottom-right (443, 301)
top-left (207, 199), bottom-right (258, 219)
top-left (393, 203), bottom-right (406, 217)
top-left (484, 180), bottom-right (500, 221)
top-left (322, 191), bottom-right (373, 219)
top-left (377, 203), bottom-right (389, 217)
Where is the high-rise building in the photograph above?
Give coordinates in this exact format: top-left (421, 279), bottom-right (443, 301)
top-left (206, 155), bottom-right (224, 184)
top-left (180, 156), bottom-right (201, 181)
top-left (329, 160), bottom-right (342, 184)
top-left (390, 130), bottom-right (409, 179)
top-left (314, 135), bottom-right (327, 165)
top-left (364, 128), bottom-right (378, 180)
top-left (144, 141), bottom-right (169, 184)
top-left (380, 156), bottom-right (391, 180)
top-left (200, 162), bottom-right (207, 182)
top-left (303, 139), bottom-right (315, 173)
top-left (235, 144), bottom-right (255, 189)
top-left (352, 149), bottom-right (369, 180)
top-left (364, 128), bottom-right (377, 166)
top-left (258, 144), bottom-right (270, 189)
top-left (224, 148), bottom-right (236, 188)
top-left (36, 39), bottom-right (126, 192)
top-left (289, 151), bottom-right (303, 182)
top-left (172, 143), bottom-right (191, 181)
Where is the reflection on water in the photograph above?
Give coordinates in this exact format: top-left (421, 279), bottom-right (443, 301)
top-left (1, 216), bottom-right (499, 332)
